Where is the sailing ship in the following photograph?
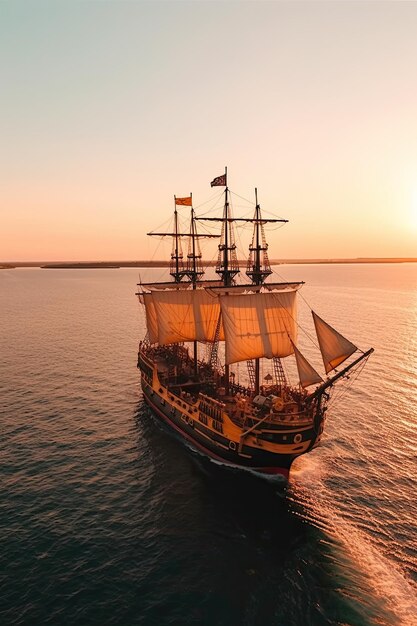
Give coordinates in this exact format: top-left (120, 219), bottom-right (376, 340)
top-left (137, 170), bottom-right (373, 480)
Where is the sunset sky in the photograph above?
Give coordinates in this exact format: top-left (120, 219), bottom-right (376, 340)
top-left (1, 1), bottom-right (417, 262)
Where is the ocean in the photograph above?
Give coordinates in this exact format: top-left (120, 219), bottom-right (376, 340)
top-left (1, 264), bottom-right (416, 625)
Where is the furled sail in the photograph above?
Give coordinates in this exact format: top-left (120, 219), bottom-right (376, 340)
top-left (219, 290), bottom-right (297, 365)
top-left (293, 344), bottom-right (323, 388)
top-left (143, 293), bottom-right (159, 344)
top-left (208, 282), bottom-right (303, 295)
top-left (312, 311), bottom-right (357, 374)
top-left (141, 281), bottom-right (192, 291)
top-left (141, 280), bottom-right (223, 290)
top-left (150, 289), bottom-right (224, 345)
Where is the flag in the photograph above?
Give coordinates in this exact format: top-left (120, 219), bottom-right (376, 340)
top-left (175, 196), bottom-right (192, 206)
top-left (210, 174), bottom-right (226, 187)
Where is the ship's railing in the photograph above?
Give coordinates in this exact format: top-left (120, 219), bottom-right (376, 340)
top-left (229, 381), bottom-right (252, 397)
top-left (137, 344), bottom-right (153, 371)
top-left (266, 412), bottom-right (313, 426)
top-left (231, 412), bottom-right (313, 429)
top-left (230, 398), bottom-right (313, 427)
top-left (240, 410), bottom-right (314, 438)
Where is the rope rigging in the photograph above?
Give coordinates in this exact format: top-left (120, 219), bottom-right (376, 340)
top-left (142, 181), bottom-right (372, 398)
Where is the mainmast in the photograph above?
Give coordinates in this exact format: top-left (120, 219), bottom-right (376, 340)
top-left (196, 168), bottom-right (239, 287)
top-left (219, 170), bottom-right (236, 390)
top-left (189, 206), bottom-right (199, 374)
top-left (219, 172), bottom-right (240, 287)
top-left (196, 168), bottom-right (238, 390)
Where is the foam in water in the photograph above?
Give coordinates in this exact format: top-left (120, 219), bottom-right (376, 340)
top-left (291, 455), bottom-right (417, 626)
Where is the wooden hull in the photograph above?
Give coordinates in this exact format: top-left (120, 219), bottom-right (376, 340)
top-left (141, 379), bottom-right (290, 479)
top-left (138, 350), bottom-right (325, 481)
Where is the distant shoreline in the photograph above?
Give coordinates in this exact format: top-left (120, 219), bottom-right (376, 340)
top-left (1, 258), bottom-right (417, 269)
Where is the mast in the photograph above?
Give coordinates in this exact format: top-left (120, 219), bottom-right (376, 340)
top-left (184, 201), bottom-right (220, 373)
top-left (191, 206), bottom-right (198, 374)
top-left (252, 189), bottom-right (262, 394)
top-left (196, 168), bottom-right (237, 391)
top-left (185, 203), bottom-right (204, 283)
top-left (148, 193), bottom-right (220, 286)
top-left (245, 189), bottom-right (288, 394)
top-left (147, 196), bottom-right (192, 284)
top-left (171, 198), bottom-right (184, 282)
top-left (189, 203), bottom-right (200, 375)
top-left (150, 193), bottom-right (220, 370)
top-left (222, 172), bottom-right (231, 390)
top-left (246, 188), bottom-right (274, 285)
top-left (196, 168), bottom-right (239, 286)
top-left (216, 168), bottom-right (240, 287)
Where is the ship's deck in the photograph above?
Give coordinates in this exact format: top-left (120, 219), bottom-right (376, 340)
top-left (141, 344), bottom-right (315, 429)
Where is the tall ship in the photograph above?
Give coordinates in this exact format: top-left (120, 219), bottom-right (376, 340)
top-left (137, 170), bottom-right (373, 480)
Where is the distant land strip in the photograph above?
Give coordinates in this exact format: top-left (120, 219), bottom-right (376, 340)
top-left (1, 258), bottom-right (417, 269)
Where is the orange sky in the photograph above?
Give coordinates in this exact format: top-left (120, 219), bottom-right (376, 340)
top-left (1, 1), bottom-right (416, 262)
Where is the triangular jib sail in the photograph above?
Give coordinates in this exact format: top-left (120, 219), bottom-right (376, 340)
top-left (293, 343), bottom-right (323, 388)
top-left (312, 311), bottom-right (357, 374)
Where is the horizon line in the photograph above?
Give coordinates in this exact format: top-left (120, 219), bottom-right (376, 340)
top-left (2, 257), bottom-right (417, 269)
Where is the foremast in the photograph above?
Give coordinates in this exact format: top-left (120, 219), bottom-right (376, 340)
top-left (187, 205), bottom-right (219, 373)
top-left (147, 195), bottom-right (194, 283)
top-left (147, 193), bottom-right (219, 372)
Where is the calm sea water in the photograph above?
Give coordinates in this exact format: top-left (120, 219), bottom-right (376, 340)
top-left (1, 264), bottom-right (416, 625)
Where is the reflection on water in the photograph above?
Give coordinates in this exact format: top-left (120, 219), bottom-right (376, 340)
top-left (139, 400), bottom-right (417, 626)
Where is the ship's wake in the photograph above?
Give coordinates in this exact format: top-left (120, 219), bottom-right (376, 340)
top-left (290, 454), bottom-right (417, 626)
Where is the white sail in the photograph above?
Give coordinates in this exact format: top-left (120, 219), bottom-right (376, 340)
top-left (293, 344), bottom-right (323, 388)
top-left (312, 311), bottom-right (357, 374)
top-left (151, 289), bottom-right (224, 345)
top-left (143, 293), bottom-right (159, 344)
top-left (220, 290), bottom-right (297, 365)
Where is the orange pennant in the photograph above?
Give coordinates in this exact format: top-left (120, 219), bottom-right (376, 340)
top-left (175, 196), bottom-right (192, 206)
